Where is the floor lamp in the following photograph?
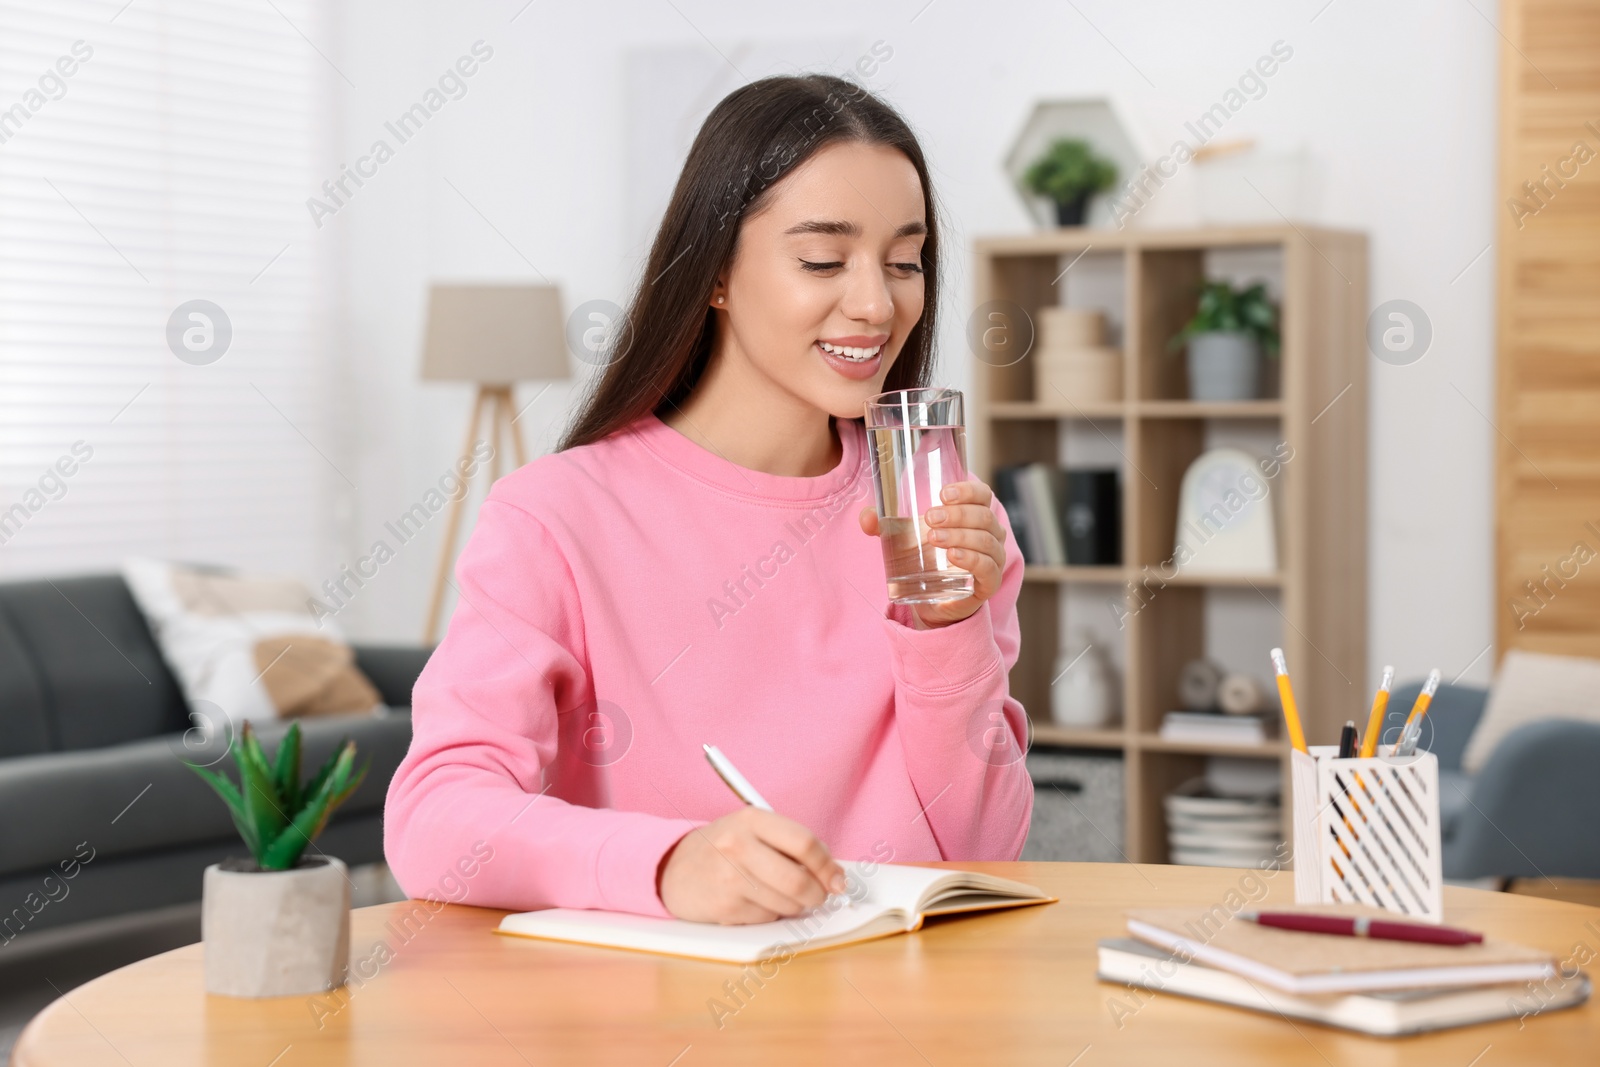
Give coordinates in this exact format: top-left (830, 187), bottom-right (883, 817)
top-left (420, 283), bottom-right (569, 644)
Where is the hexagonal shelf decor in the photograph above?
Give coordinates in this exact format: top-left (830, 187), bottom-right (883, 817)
top-left (1003, 98), bottom-right (1145, 229)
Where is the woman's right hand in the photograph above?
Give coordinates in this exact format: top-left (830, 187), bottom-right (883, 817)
top-left (657, 808), bottom-right (848, 924)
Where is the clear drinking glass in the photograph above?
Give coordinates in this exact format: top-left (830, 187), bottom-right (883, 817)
top-left (863, 387), bottom-right (975, 605)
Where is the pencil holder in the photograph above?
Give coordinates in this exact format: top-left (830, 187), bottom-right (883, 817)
top-left (1289, 745), bottom-right (1444, 923)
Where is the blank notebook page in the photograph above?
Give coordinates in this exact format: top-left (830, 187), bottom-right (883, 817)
top-left (497, 861), bottom-right (962, 962)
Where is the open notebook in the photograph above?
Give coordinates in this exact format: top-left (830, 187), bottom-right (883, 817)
top-left (496, 861), bottom-right (1055, 964)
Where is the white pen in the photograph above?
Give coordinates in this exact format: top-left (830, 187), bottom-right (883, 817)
top-left (703, 743), bottom-right (848, 904)
top-left (702, 743), bottom-right (775, 812)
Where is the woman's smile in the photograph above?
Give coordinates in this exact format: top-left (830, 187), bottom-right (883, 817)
top-left (816, 333), bottom-right (889, 379)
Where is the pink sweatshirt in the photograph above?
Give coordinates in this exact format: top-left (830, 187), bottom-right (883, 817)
top-left (383, 410), bottom-right (1033, 917)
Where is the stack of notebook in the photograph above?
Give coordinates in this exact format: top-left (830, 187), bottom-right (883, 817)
top-left (1099, 904), bottom-right (1587, 1036)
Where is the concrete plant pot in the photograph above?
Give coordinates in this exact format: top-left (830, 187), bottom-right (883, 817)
top-left (202, 855), bottom-right (350, 997)
top-left (1186, 331), bottom-right (1262, 401)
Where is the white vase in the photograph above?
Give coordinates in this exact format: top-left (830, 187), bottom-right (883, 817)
top-left (1051, 633), bottom-right (1119, 728)
top-left (202, 855), bottom-right (350, 997)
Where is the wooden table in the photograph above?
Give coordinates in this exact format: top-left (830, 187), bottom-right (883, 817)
top-left (13, 862), bottom-right (1598, 1065)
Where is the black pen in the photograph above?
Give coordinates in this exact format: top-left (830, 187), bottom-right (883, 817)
top-left (1337, 720), bottom-right (1357, 759)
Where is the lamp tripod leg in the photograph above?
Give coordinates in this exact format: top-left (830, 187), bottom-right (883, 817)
top-left (424, 387), bottom-right (489, 644)
top-left (487, 387), bottom-right (504, 484)
top-left (501, 387), bottom-right (528, 468)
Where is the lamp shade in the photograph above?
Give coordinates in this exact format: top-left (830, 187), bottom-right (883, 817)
top-left (420, 283), bottom-right (569, 384)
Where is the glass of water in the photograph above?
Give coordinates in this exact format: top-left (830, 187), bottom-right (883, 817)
top-left (863, 387), bottom-right (974, 605)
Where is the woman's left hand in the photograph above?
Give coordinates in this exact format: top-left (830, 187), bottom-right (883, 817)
top-left (858, 478), bottom-right (1008, 629)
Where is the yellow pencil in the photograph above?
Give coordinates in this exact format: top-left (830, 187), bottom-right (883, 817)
top-left (1395, 668), bottom-right (1442, 756)
top-left (1270, 647), bottom-right (1308, 754)
top-left (1358, 665), bottom-right (1395, 758)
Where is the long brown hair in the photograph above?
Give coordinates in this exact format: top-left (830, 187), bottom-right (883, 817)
top-left (558, 73), bottom-right (941, 452)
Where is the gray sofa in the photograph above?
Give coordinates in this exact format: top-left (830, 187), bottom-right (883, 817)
top-left (1382, 679), bottom-right (1600, 881)
top-left (0, 574), bottom-right (425, 939)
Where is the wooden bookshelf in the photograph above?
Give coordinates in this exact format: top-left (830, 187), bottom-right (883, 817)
top-left (973, 223), bottom-right (1368, 863)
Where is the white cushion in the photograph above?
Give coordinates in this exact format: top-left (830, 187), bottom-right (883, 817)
top-left (121, 557), bottom-right (376, 738)
top-left (1462, 650), bottom-right (1600, 773)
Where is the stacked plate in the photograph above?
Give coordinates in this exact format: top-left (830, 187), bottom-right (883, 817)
top-left (1164, 774), bottom-right (1283, 867)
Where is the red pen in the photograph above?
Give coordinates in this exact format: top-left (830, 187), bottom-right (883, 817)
top-left (1239, 911), bottom-right (1484, 945)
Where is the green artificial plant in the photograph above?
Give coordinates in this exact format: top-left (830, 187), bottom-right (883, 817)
top-left (187, 721), bottom-right (369, 871)
top-left (1168, 280), bottom-right (1281, 356)
top-left (1022, 138), bottom-right (1119, 206)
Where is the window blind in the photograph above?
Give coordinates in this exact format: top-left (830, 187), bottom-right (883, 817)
top-left (0, 0), bottom-right (340, 581)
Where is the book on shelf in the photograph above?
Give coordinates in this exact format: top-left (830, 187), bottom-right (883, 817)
top-left (993, 462), bottom-right (1120, 568)
top-left (1018, 463), bottom-right (1066, 565)
top-left (1052, 467), bottom-right (1120, 565)
top-left (1098, 937), bottom-right (1589, 1037)
top-left (992, 465), bottom-right (1040, 565)
top-left (496, 861), bottom-right (1055, 964)
top-left (1159, 711), bottom-right (1273, 745)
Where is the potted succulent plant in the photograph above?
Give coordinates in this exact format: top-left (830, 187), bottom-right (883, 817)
top-left (187, 721), bottom-right (368, 997)
top-left (1168, 280), bottom-right (1281, 401)
top-left (1022, 138), bottom-right (1119, 226)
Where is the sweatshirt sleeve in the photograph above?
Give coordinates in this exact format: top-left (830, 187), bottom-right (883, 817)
top-left (878, 495), bottom-right (1034, 861)
top-left (383, 496), bottom-right (703, 918)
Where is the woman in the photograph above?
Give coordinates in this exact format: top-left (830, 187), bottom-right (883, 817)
top-left (384, 74), bottom-right (1032, 925)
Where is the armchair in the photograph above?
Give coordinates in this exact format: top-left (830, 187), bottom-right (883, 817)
top-left (1381, 679), bottom-right (1600, 881)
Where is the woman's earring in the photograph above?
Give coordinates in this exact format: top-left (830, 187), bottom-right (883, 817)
top-left (716, 295), bottom-right (725, 304)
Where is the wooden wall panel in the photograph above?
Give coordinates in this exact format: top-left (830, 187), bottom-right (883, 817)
top-left (1496, 0), bottom-right (1600, 660)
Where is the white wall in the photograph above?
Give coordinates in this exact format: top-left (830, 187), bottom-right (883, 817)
top-left (325, 0), bottom-right (1498, 689)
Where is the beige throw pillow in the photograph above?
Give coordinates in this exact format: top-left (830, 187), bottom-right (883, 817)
top-left (253, 634), bottom-right (380, 718)
top-left (1461, 649), bottom-right (1600, 773)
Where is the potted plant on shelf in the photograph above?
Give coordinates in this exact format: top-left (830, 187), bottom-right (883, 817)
top-left (1167, 280), bottom-right (1280, 401)
top-left (187, 720), bottom-right (368, 997)
top-left (1022, 138), bottom-right (1119, 226)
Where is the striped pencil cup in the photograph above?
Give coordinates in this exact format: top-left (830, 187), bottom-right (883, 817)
top-left (1289, 745), bottom-right (1445, 923)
